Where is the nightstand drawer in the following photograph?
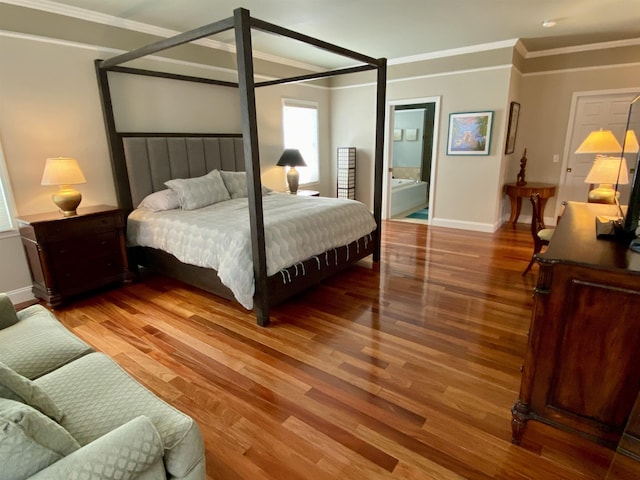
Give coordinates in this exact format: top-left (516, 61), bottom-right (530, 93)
top-left (49, 232), bottom-right (121, 267)
top-left (54, 253), bottom-right (124, 294)
top-left (32, 214), bottom-right (120, 242)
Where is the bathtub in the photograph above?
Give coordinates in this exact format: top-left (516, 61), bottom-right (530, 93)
top-left (390, 178), bottom-right (428, 217)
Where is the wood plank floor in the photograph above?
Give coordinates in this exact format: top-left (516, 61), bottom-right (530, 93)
top-left (47, 220), bottom-right (634, 479)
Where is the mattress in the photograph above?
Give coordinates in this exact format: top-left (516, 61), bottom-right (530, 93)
top-left (127, 193), bottom-right (376, 309)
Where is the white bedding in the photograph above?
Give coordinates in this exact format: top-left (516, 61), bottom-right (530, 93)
top-left (127, 193), bottom-right (376, 309)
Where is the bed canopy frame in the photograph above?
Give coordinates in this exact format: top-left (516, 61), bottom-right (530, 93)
top-left (95, 7), bottom-right (386, 326)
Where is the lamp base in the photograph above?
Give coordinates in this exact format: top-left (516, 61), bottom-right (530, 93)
top-left (588, 184), bottom-right (617, 204)
top-left (52, 186), bottom-right (82, 216)
top-left (286, 167), bottom-right (300, 194)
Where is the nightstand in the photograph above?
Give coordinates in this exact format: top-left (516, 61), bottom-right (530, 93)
top-left (288, 190), bottom-right (320, 197)
top-left (17, 205), bottom-right (133, 307)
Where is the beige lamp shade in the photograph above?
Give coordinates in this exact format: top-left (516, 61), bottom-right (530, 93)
top-left (624, 130), bottom-right (640, 153)
top-left (584, 156), bottom-right (629, 204)
top-left (41, 157), bottom-right (86, 186)
top-left (575, 129), bottom-right (623, 154)
top-left (41, 157), bottom-right (86, 216)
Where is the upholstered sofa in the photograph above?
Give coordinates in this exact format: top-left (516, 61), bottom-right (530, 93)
top-left (0, 294), bottom-right (205, 479)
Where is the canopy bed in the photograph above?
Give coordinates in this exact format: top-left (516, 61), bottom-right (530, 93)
top-left (95, 8), bottom-right (387, 326)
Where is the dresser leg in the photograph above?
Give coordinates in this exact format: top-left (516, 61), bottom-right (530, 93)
top-left (511, 400), bottom-right (530, 445)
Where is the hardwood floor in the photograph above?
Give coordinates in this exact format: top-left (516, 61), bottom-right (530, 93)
top-left (48, 220), bottom-right (631, 479)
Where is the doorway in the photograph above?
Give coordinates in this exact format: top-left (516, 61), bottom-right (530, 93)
top-left (557, 89), bottom-right (639, 218)
top-left (386, 98), bottom-right (440, 223)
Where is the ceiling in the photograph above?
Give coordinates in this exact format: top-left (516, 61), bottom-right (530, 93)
top-left (10, 0), bottom-right (640, 68)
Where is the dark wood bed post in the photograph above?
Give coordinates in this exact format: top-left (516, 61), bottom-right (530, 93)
top-left (234, 8), bottom-right (270, 327)
top-left (373, 59), bottom-right (387, 262)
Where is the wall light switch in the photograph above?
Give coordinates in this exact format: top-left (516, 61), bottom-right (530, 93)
top-left (553, 154), bottom-right (560, 163)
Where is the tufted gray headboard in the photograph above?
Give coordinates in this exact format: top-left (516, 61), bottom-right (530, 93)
top-left (115, 134), bottom-right (244, 211)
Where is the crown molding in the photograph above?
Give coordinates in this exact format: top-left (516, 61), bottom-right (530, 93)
top-left (525, 37), bottom-right (640, 59)
top-left (389, 39), bottom-right (520, 66)
top-left (1, 0), bottom-right (325, 72)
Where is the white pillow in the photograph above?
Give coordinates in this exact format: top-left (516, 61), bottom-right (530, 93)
top-left (137, 189), bottom-right (180, 212)
top-left (165, 169), bottom-right (230, 210)
top-left (219, 170), bottom-right (273, 199)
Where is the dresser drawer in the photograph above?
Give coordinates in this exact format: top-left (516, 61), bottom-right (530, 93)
top-left (49, 232), bottom-right (121, 268)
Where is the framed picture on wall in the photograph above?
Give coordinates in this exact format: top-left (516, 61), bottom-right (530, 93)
top-left (393, 129), bottom-right (403, 141)
top-left (405, 128), bottom-right (419, 141)
top-left (505, 101), bottom-right (520, 154)
top-left (446, 111), bottom-right (494, 155)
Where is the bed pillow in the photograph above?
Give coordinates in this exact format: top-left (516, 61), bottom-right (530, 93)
top-left (0, 293), bottom-right (19, 330)
top-left (137, 189), bottom-right (180, 212)
top-left (219, 170), bottom-right (273, 199)
top-left (0, 398), bottom-right (80, 479)
top-left (165, 169), bottom-right (231, 210)
top-left (0, 361), bottom-right (64, 422)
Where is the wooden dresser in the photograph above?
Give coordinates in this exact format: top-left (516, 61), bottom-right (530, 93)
top-left (17, 205), bottom-right (132, 307)
top-left (512, 202), bottom-right (640, 448)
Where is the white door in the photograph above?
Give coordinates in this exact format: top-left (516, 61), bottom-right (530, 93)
top-left (557, 92), bottom-right (636, 214)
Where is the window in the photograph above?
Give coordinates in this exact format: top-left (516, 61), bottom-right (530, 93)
top-left (282, 99), bottom-right (319, 185)
top-left (0, 140), bottom-right (16, 233)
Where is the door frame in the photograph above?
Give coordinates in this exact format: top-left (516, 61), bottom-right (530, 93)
top-left (556, 87), bottom-right (640, 219)
top-left (383, 96), bottom-right (441, 221)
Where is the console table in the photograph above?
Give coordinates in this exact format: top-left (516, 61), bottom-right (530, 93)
top-left (505, 182), bottom-right (556, 227)
top-left (512, 202), bottom-right (640, 448)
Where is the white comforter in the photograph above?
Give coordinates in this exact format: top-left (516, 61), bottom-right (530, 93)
top-left (127, 194), bottom-right (376, 309)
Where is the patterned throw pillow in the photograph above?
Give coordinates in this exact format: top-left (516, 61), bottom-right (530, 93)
top-left (165, 169), bottom-right (231, 210)
top-left (137, 189), bottom-right (180, 212)
top-left (0, 398), bottom-right (79, 479)
top-left (0, 294), bottom-right (18, 330)
top-left (0, 361), bottom-right (63, 422)
top-left (219, 170), bottom-right (273, 199)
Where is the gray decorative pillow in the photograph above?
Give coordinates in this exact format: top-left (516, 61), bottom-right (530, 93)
top-left (0, 361), bottom-right (63, 422)
top-left (0, 294), bottom-right (18, 330)
top-left (0, 398), bottom-right (79, 479)
top-left (165, 169), bottom-right (230, 210)
top-left (219, 170), bottom-right (273, 199)
top-left (137, 189), bottom-right (180, 212)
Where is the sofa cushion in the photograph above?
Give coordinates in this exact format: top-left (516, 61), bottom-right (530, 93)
top-left (0, 294), bottom-right (18, 330)
top-left (0, 361), bottom-right (64, 422)
top-left (29, 416), bottom-right (165, 480)
top-left (0, 398), bottom-right (79, 480)
top-left (0, 304), bottom-right (93, 379)
top-left (35, 353), bottom-right (204, 478)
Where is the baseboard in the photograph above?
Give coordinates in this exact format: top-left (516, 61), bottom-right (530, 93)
top-left (5, 286), bottom-right (35, 305)
top-left (430, 217), bottom-right (496, 233)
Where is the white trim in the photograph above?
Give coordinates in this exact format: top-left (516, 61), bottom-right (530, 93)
top-left (389, 39), bottom-right (519, 66)
top-left (332, 64), bottom-right (513, 91)
top-left (2, 0), bottom-right (325, 72)
top-left (430, 217), bottom-right (497, 233)
top-left (384, 96), bottom-right (441, 223)
top-left (523, 60), bottom-right (640, 78)
top-left (525, 37), bottom-right (640, 59)
top-left (4, 286), bottom-right (34, 305)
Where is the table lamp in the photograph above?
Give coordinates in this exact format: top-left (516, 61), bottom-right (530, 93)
top-left (584, 156), bottom-right (629, 204)
top-left (41, 157), bottom-right (86, 216)
top-left (276, 149), bottom-right (306, 194)
top-left (575, 129), bottom-right (624, 204)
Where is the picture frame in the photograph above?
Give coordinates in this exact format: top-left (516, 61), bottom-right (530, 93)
top-left (505, 102), bottom-right (520, 154)
top-left (405, 128), bottom-right (418, 141)
top-left (393, 129), bottom-right (403, 141)
top-left (446, 111), bottom-right (494, 156)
